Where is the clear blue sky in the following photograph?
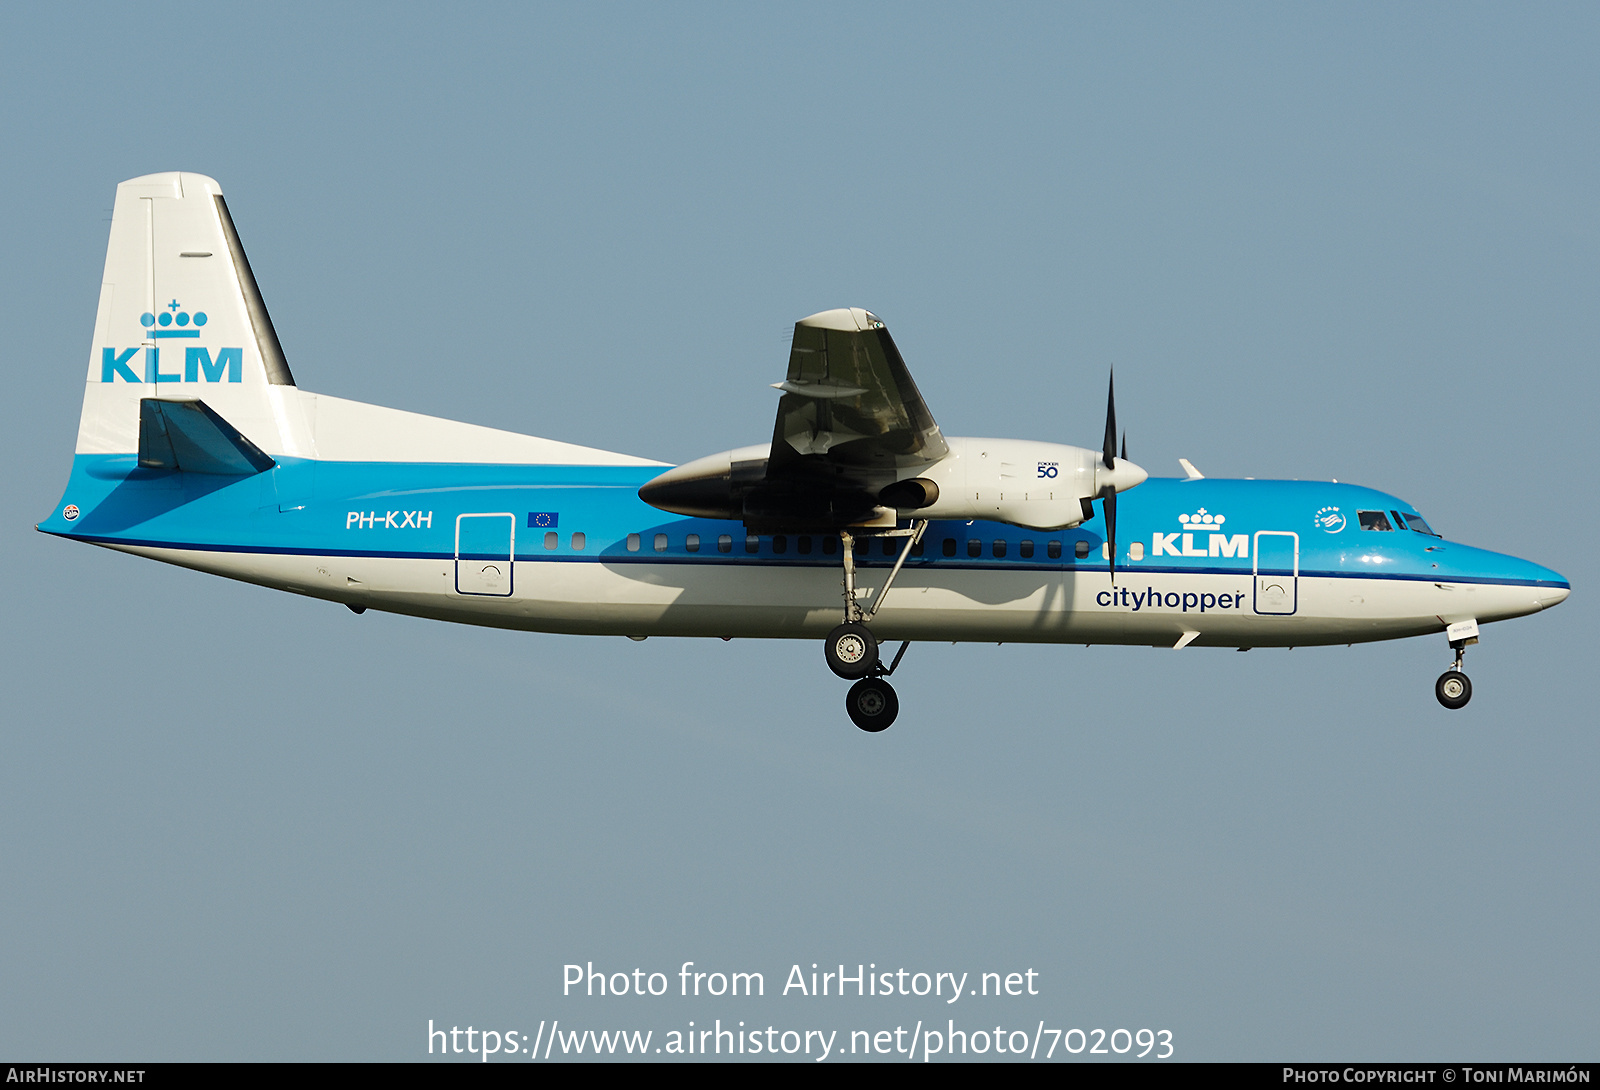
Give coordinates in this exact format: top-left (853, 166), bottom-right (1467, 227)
top-left (1, 2), bottom-right (1595, 1061)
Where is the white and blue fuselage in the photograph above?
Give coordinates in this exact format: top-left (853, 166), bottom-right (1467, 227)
top-left (40, 452), bottom-right (1568, 649)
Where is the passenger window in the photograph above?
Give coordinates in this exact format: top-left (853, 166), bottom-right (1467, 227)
top-left (571, 532), bottom-right (586, 551)
top-left (626, 533), bottom-right (640, 552)
top-left (942, 538), bottom-right (957, 557)
top-left (882, 538), bottom-right (896, 557)
top-left (1402, 513), bottom-right (1438, 537)
top-left (822, 536), bottom-right (838, 555)
top-left (685, 534), bottom-right (700, 553)
top-left (745, 535), bottom-right (759, 554)
top-left (1020, 540), bottom-right (1034, 559)
top-left (992, 539), bottom-right (1007, 558)
top-left (1049, 540), bottom-right (1064, 560)
top-left (1072, 540), bottom-right (1088, 559)
top-left (773, 535), bottom-right (788, 554)
top-left (1358, 510), bottom-right (1393, 532)
top-left (718, 534), bottom-right (732, 553)
top-left (967, 539), bottom-right (982, 558)
top-left (653, 533), bottom-right (668, 552)
top-left (910, 540), bottom-right (924, 557)
top-left (1129, 541), bottom-right (1144, 561)
top-left (544, 531), bottom-right (559, 550)
top-left (798, 535), bottom-right (812, 555)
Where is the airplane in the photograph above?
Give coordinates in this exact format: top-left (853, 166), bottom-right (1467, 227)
top-left (39, 173), bottom-right (1571, 731)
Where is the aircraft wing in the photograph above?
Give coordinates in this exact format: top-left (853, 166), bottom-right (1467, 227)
top-left (748, 308), bottom-right (947, 526)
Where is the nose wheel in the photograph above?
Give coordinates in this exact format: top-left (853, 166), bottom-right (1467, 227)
top-left (1435, 628), bottom-right (1475, 710)
top-left (1435, 670), bottom-right (1472, 710)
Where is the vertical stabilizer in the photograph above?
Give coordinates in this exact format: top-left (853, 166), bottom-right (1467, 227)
top-left (76, 173), bottom-right (312, 457)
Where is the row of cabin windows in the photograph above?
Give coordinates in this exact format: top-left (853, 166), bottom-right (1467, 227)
top-left (621, 532), bottom-right (1093, 560)
top-left (533, 518), bottom-right (1432, 553)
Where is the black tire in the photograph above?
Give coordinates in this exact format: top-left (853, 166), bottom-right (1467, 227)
top-left (846, 677), bottom-right (899, 732)
top-left (1435, 670), bottom-right (1472, 710)
top-left (824, 622), bottom-right (879, 680)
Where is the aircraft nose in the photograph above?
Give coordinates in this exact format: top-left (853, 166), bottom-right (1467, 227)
top-left (1514, 557), bottom-right (1571, 612)
top-left (1535, 583), bottom-right (1570, 611)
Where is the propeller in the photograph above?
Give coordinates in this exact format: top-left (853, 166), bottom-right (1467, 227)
top-left (1101, 371), bottom-right (1119, 582)
top-left (1102, 370), bottom-right (1118, 471)
top-left (1096, 370), bottom-right (1145, 583)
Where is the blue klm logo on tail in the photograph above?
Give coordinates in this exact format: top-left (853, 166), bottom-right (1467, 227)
top-left (101, 299), bottom-right (241, 383)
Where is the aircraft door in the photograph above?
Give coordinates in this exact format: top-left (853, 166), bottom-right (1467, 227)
top-left (1253, 531), bottom-right (1298, 615)
top-left (456, 513), bottom-right (515, 596)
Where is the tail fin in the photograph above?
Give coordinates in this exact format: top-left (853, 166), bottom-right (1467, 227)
top-left (76, 173), bottom-right (311, 458)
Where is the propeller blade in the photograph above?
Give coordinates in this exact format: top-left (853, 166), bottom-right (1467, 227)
top-left (1120, 432), bottom-right (1127, 462)
top-left (1104, 487), bottom-right (1117, 584)
top-left (1102, 369), bottom-right (1117, 470)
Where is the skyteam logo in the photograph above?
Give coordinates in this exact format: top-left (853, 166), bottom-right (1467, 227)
top-left (101, 299), bottom-right (241, 384)
top-left (1314, 506), bottom-right (1346, 533)
top-left (1152, 508), bottom-right (1249, 559)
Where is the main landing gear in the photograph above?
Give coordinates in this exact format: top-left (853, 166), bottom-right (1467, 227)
top-left (828, 636), bottom-right (910, 730)
top-left (823, 522), bottom-right (926, 732)
top-left (1435, 621), bottom-right (1478, 710)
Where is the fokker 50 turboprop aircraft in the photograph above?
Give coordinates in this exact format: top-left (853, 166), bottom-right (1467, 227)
top-left (41, 173), bottom-right (1571, 730)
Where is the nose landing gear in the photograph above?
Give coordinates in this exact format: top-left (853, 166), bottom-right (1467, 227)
top-left (1435, 620), bottom-right (1479, 710)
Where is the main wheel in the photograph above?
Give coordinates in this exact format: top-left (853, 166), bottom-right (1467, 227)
top-left (1435, 670), bottom-right (1472, 710)
top-left (846, 677), bottom-right (899, 732)
top-left (824, 622), bottom-right (879, 679)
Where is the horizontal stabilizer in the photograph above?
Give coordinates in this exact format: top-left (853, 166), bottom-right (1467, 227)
top-left (139, 398), bottom-right (276, 475)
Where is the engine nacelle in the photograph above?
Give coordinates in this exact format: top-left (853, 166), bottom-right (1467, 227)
top-left (639, 436), bottom-right (1147, 530)
top-left (635, 443), bottom-right (771, 520)
top-left (912, 437), bottom-right (1113, 530)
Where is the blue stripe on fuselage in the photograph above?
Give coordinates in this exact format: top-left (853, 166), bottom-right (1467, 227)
top-left (37, 457), bottom-right (1570, 590)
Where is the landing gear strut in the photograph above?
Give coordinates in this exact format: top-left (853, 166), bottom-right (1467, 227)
top-left (1435, 624), bottom-right (1477, 710)
top-left (823, 523), bottom-right (925, 731)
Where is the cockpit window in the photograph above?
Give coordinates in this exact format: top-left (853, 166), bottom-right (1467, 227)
top-left (1358, 510), bottom-right (1393, 531)
top-left (1402, 513), bottom-right (1438, 537)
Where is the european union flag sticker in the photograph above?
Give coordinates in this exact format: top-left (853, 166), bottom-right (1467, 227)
top-left (528, 512), bottom-right (559, 528)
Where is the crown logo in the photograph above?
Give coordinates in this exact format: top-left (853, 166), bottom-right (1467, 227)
top-left (140, 299), bottom-right (208, 339)
top-left (1177, 508), bottom-right (1226, 529)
